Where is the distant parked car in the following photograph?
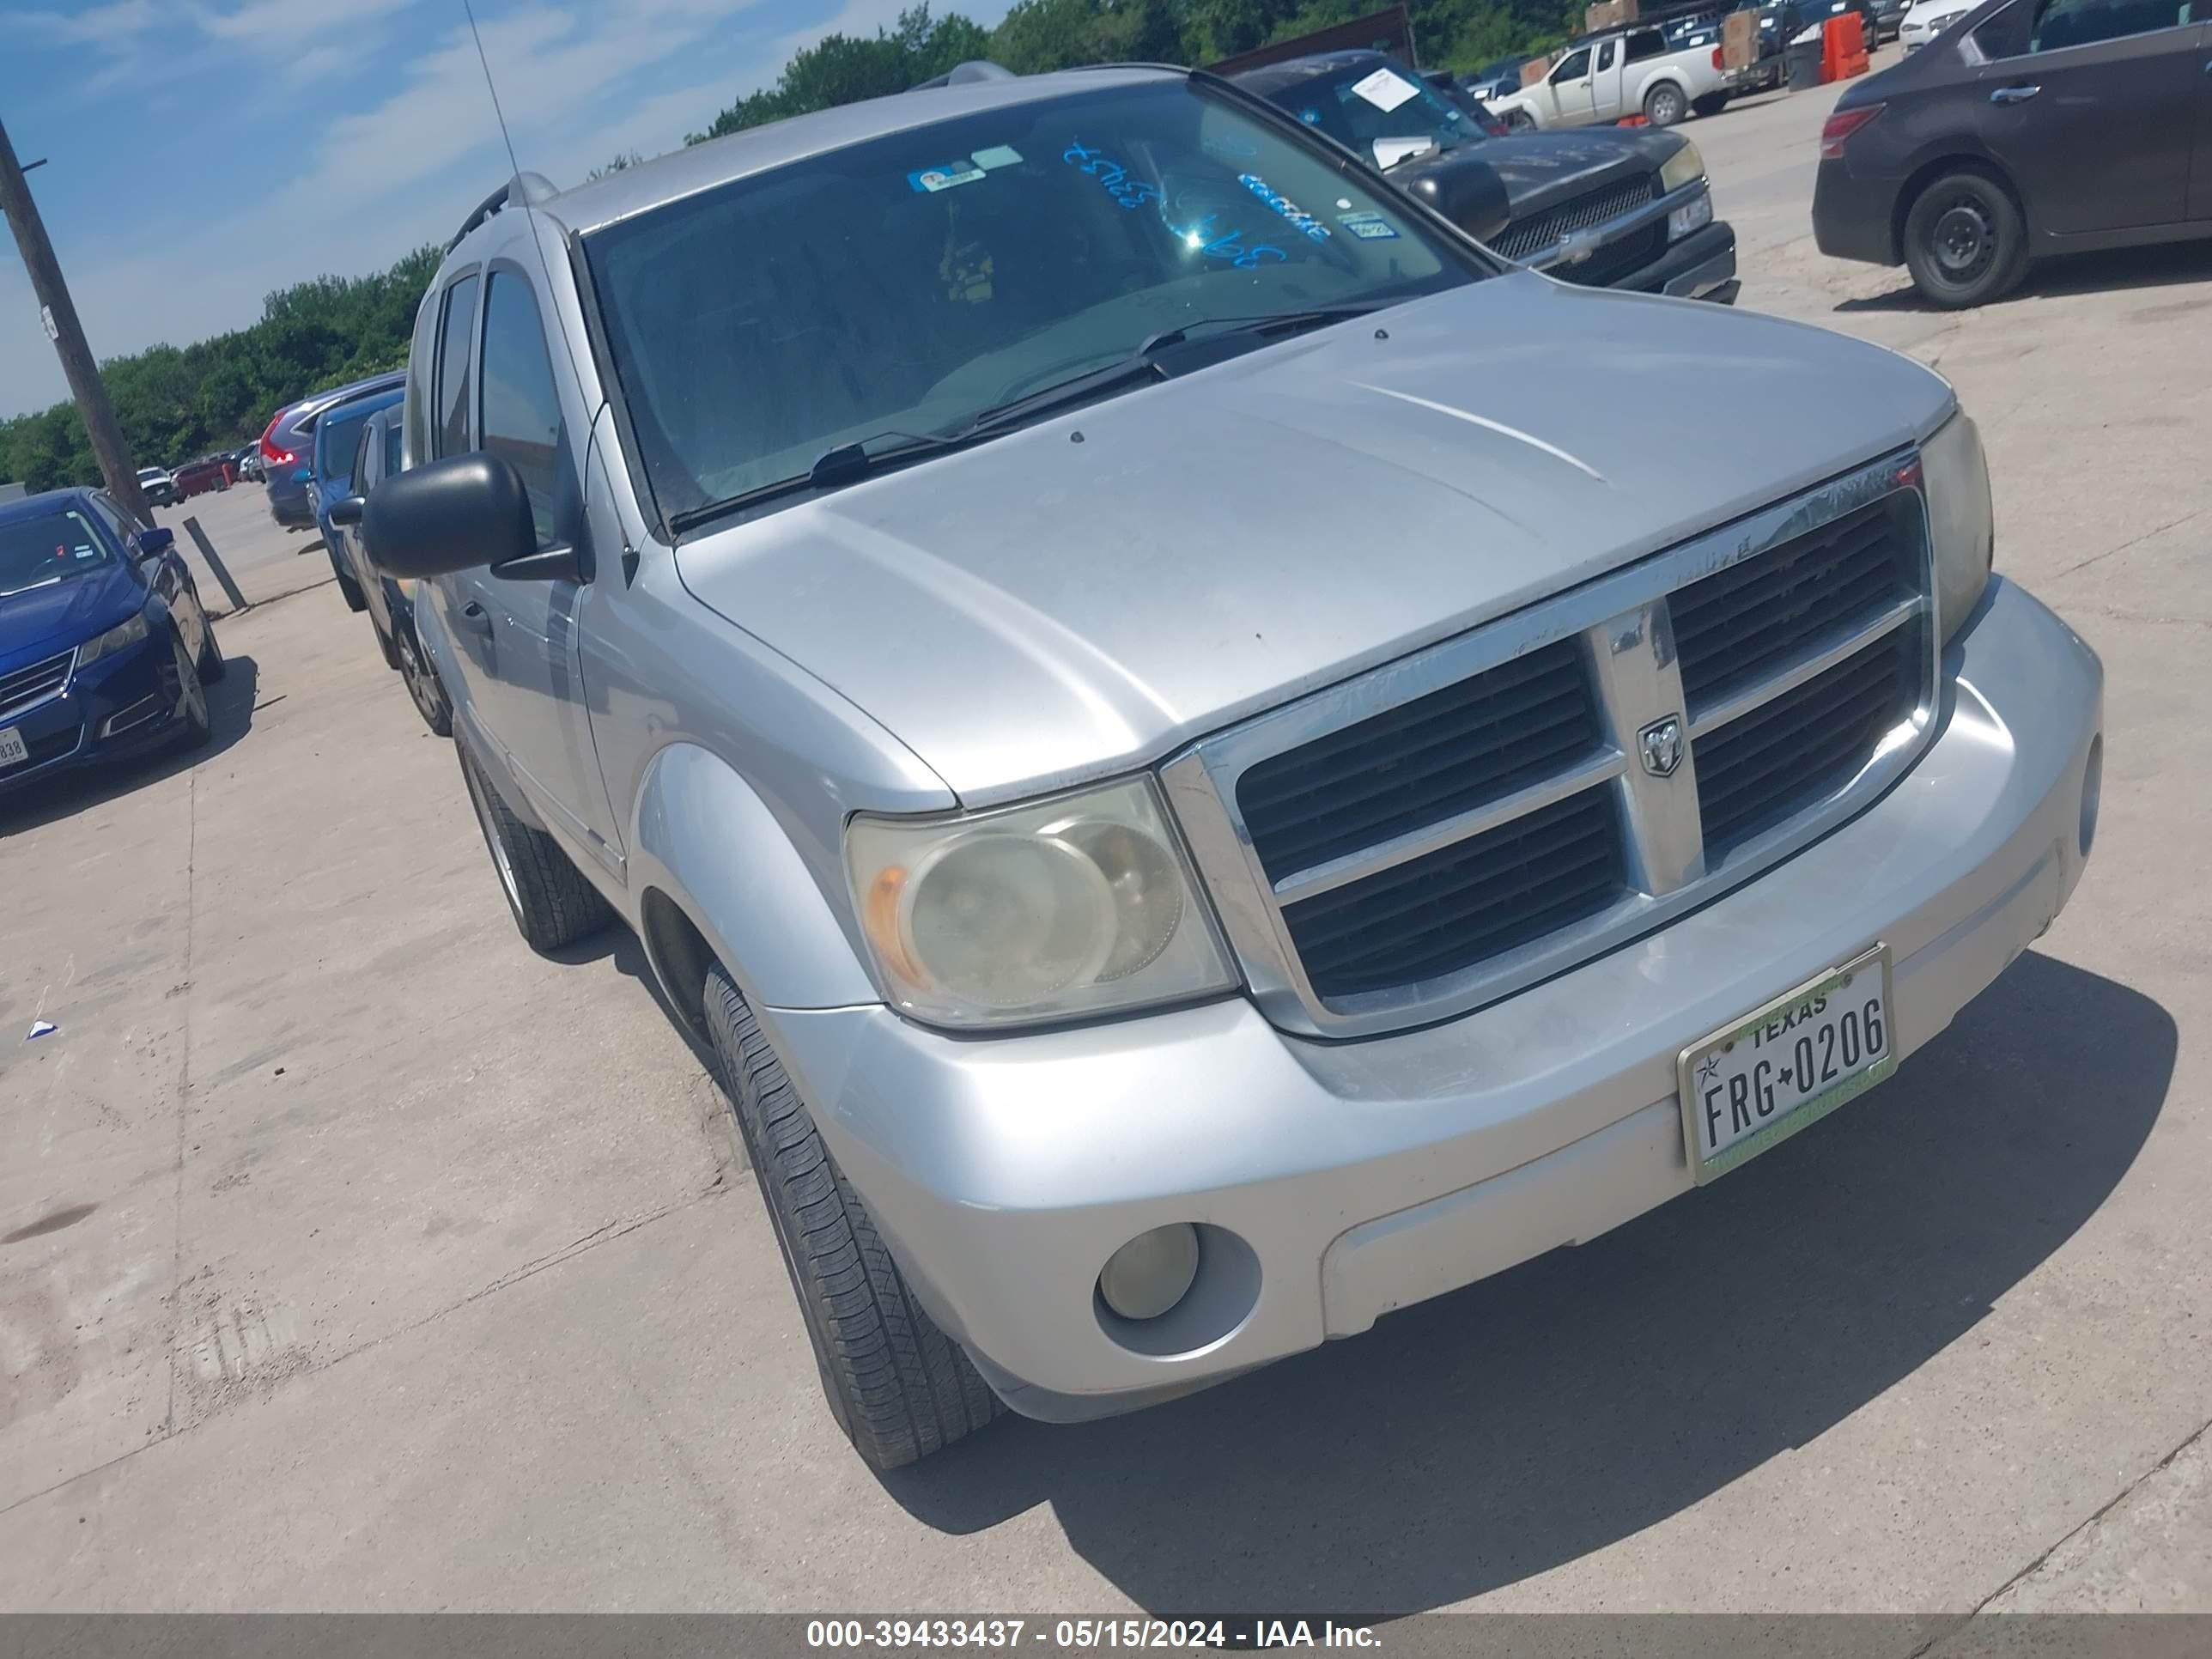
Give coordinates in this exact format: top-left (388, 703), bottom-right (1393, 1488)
top-left (172, 456), bottom-right (232, 498)
top-left (324, 407), bottom-right (451, 736)
top-left (1486, 21), bottom-right (1733, 128)
top-left (1467, 55), bottom-right (1536, 100)
top-left (0, 486), bottom-right (224, 792)
top-left (1814, 0), bottom-right (2212, 306)
top-left (257, 369), bottom-right (405, 532)
top-left (1896, 0), bottom-right (1974, 45)
top-left (308, 380), bottom-right (405, 607)
top-left (135, 466), bottom-right (177, 508)
top-left (234, 447), bottom-right (264, 483)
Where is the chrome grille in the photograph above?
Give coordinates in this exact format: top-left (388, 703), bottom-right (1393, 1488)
top-left (0, 647), bottom-right (75, 721)
top-left (1492, 176), bottom-right (1659, 264)
top-left (1161, 452), bottom-right (1938, 1039)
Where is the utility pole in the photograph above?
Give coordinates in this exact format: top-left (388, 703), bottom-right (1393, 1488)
top-left (0, 114), bottom-right (153, 524)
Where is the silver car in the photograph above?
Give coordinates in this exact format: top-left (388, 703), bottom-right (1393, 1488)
top-left (363, 64), bottom-right (2103, 1468)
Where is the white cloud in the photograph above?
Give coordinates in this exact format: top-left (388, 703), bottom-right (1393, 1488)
top-left (15, 1), bottom-right (160, 44)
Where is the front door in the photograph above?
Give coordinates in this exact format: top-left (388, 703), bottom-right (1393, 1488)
top-left (1979, 0), bottom-right (2203, 235)
top-left (467, 263), bottom-right (625, 871)
top-left (1548, 46), bottom-right (1598, 123)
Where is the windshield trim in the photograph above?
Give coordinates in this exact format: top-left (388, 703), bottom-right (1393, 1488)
top-left (579, 68), bottom-right (1501, 546)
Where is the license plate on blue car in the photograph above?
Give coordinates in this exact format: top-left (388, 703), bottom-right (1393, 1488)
top-left (0, 726), bottom-right (27, 769)
top-left (1677, 945), bottom-right (1896, 1184)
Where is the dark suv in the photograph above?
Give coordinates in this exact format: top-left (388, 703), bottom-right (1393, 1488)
top-left (257, 369), bottom-right (406, 532)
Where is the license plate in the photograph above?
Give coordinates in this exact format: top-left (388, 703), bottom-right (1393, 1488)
top-left (1678, 945), bottom-right (1895, 1184)
top-left (0, 726), bottom-right (27, 769)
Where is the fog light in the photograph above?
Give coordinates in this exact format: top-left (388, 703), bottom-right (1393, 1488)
top-left (1097, 1224), bottom-right (1200, 1322)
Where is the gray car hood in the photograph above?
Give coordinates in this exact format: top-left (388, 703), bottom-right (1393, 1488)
top-left (675, 272), bottom-right (1954, 805)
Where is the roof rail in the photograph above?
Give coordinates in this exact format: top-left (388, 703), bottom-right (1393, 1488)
top-left (908, 59), bottom-right (1018, 90)
top-left (445, 171), bottom-right (559, 254)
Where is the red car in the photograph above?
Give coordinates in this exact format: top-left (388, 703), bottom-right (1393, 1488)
top-left (172, 456), bottom-right (234, 498)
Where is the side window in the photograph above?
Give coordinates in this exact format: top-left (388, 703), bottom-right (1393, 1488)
top-left (477, 270), bottom-right (573, 548)
top-left (1625, 28), bottom-right (1666, 59)
top-left (434, 273), bottom-right (480, 459)
top-left (349, 424), bottom-right (374, 496)
top-left (1597, 38), bottom-right (1618, 68)
top-left (2029, 0), bottom-right (2189, 49)
top-left (88, 494), bottom-right (136, 544)
top-left (1552, 46), bottom-right (1593, 80)
top-left (404, 289), bottom-right (441, 468)
top-left (383, 421), bottom-right (404, 479)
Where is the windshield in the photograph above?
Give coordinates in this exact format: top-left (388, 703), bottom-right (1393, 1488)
top-left (315, 404), bottom-right (384, 483)
top-left (0, 509), bottom-right (115, 598)
top-left (585, 77), bottom-right (1475, 516)
top-left (1270, 60), bottom-right (1485, 163)
top-left (136, 468), bottom-right (164, 482)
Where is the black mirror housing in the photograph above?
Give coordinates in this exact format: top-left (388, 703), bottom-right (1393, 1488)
top-left (131, 526), bottom-right (176, 557)
top-left (327, 495), bottom-right (365, 527)
top-left (363, 453), bottom-right (536, 580)
top-left (1404, 157), bottom-right (1514, 246)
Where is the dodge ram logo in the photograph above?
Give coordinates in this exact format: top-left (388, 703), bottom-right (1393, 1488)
top-left (1639, 715), bottom-right (1685, 778)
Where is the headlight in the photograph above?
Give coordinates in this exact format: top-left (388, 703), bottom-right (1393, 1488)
top-left (1668, 189), bottom-right (1714, 240)
top-left (846, 776), bottom-right (1237, 1028)
top-left (75, 612), bottom-right (150, 668)
top-left (1658, 141), bottom-right (1705, 196)
top-left (1922, 410), bottom-right (1994, 642)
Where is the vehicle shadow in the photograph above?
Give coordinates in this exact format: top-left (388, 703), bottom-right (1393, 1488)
top-left (884, 951), bottom-right (2172, 1614)
top-left (1835, 238), bottom-right (2212, 314)
top-left (547, 923), bottom-right (720, 1076)
top-left (0, 654), bottom-right (260, 837)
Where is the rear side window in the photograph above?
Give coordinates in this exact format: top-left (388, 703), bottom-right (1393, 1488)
top-left (384, 420), bottom-right (404, 477)
top-left (349, 424), bottom-right (374, 495)
top-left (1597, 38), bottom-right (1618, 67)
top-left (404, 289), bottom-right (441, 467)
top-left (1625, 28), bottom-right (1668, 59)
top-left (2028, 0), bottom-right (2190, 48)
top-left (478, 270), bottom-right (571, 546)
top-left (434, 274), bottom-right (480, 458)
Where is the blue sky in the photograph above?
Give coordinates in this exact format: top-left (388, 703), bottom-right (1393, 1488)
top-left (1, 0), bottom-right (1011, 420)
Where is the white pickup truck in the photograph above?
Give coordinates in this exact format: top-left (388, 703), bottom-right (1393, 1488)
top-left (1488, 23), bottom-right (1732, 130)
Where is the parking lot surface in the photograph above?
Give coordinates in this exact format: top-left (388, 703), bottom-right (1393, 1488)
top-left (3, 63), bottom-right (2208, 1620)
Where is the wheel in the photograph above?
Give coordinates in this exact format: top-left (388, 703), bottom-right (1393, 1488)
top-left (1644, 82), bottom-right (1688, 127)
top-left (1505, 109), bottom-right (1537, 131)
top-left (1902, 167), bottom-right (2029, 308)
top-left (196, 612), bottom-right (226, 684)
top-left (397, 624), bottom-right (453, 738)
top-left (703, 963), bottom-right (1002, 1470)
top-left (167, 633), bottom-right (212, 750)
top-left (455, 738), bottom-right (610, 951)
top-left (1692, 92), bottom-right (1731, 117)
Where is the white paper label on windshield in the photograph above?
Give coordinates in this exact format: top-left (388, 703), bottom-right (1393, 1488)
top-left (1349, 66), bottom-right (1421, 111)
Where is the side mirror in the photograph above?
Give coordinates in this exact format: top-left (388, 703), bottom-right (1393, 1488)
top-left (327, 495), bottom-right (365, 527)
top-left (1403, 157), bottom-right (1513, 245)
top-left (363, 453), bottom-right (535, 580)
top-left (131, 526), bottom-right (176, 558)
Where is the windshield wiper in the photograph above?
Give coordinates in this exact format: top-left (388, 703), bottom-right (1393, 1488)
top-left (666, 429), bottom-right (965, 535)
top-left (955, 303), bottom-right (1389, 439)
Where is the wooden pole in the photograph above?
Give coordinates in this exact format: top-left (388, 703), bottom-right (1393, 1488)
top-left (0, 114), bottom-right (154, 525)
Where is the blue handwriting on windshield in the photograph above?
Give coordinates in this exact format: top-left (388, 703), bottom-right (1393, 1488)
top-left (1237, 173), bottom-right (1333, 242)
top-left (1063, 138), bottom-right (1287, 268)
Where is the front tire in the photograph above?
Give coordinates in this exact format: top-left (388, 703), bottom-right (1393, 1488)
top-left (456, 739), bottom-right (611, 952)
top-left (1902, 167), bottom-right (2029, 308)
top-left (704, 963), bottom-right (1002, 1470)
top-left (168, 634), bottom-right (212, 750)
top-left (196, 615), bottom-right (226, 684)
top-left (1505, 109), bottom-right (1537, 131)
top-left (1644, 82), bottom-right (1688, 127)
top-left (330, 547), bottom-right (368, 613)
top-left (398, 624), bottom-right (453, 738)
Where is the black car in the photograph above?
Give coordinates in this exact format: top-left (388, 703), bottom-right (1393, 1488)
top-left (1812, 0), bottom-right (2211, 306)
top-left (1233, 50), bottom-right (1740, 301)
top-left (322, 406), bottom-right (450, 736)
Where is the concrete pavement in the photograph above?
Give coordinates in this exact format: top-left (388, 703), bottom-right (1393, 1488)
top-left (2, 68), bottom-right (2207, 1620)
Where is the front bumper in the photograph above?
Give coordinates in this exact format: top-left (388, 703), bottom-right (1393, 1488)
top-left (0, 629), bottom-right (189, 793)
top-left (764, 578), bottom-right (2101, 1421)
top-left (1621, 219), bottom-right (1740, 302)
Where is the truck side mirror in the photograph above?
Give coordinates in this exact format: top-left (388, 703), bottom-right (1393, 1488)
top-left (1404, 158), bottom-right (1513, 245)
top-left (363, 453), bottom-right (535, 579)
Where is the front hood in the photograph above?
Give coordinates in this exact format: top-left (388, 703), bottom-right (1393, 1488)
top-left (1411, 131), bottom-right (1674, 217)
top-left (0, 566), bottom-right (136, 665)
top-left (675, 273), bottom-right (1954, 805)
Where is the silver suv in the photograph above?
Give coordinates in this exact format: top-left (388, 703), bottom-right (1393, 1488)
top-left (366, 64), bottom-right (2104, 1469)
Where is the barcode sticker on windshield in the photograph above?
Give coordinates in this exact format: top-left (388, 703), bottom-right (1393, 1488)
top-left (1349, 67), bottom-right (1421, 111)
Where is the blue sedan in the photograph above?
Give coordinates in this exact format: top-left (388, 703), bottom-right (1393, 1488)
top-left (0, 486), bottom-right (225, 793)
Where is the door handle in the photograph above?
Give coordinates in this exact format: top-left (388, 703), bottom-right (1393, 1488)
top-left (459, 600), bottom-right (495, 637)
top-left (1989, 83), bottom-right (2040, 102)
